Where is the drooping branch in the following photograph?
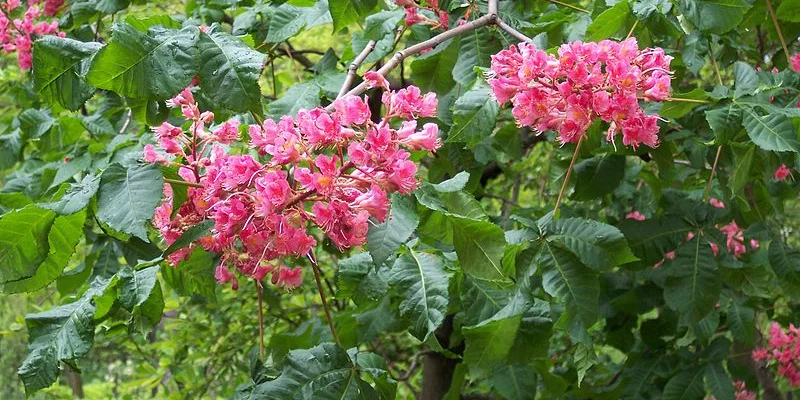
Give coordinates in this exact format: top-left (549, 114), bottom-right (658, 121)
top-left (338, 40), bottom-right (377, 98)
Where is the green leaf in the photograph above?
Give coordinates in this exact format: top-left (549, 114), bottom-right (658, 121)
top-left (87, 23), bottom-right (199, 100)
top-left (415, 185), bottom-right (486, 220)
top-left (2, 210), bottom-right (86, 294)
top-left (42, 174), bottom-right (100, 215)
top-left (460, 277), bottom-right (515, 326)
top-left (328, 0), bottom-right (377, 32)
top-left (729, 144), bottom-right (754, 196)
top-left (733, 62), bottom-right (758, 98)
top-left (18, 276), bottom-right (115, 393)
top-left (451, 217), bottom-right (508, 281)
top-left (617, 217), bottom-right (693, 264)
top-left (585, 1), bottom-right (630, 41)
top-left (161, 247), bottom-right (216, 300)
top-left (463, 316), bottom-right (522, 375)
top-left (410, 39), bottom-right (458, 93)
top-left (726, 300), bottom-right (755, 346)
top-left (546, 217), bottom-right (637, 270)
top-left (659, 89), bottom-right (708, 119)
top-left (678, 0), bottom-right (751, 35)
top-left (266, 2), bottom-right (332, 43)
top-left (389, 249), bottom-right (451, 341)
top-left (251, 342), bottom-right (375, 398)
top-left (571, 154), bottom-right (625, 201)
top-left (662, 366), bottom-right (705, 400)
top-left (452, 29), bottom-right (500, 86)
top-left (267, 82), bottom-right (321, 119)
top-left (95, 163), bottom-right (164, 242)
top-left (32, 37), bottom-right (102, 111)
top-left (448, 85), bottom-right (499, 147)
top-left (163, 219), bottom-right (214, 256)
top-left (705, 104), bottom-right (742, 142)
top-left (741, 107), bottom-right (800, 152)
top-left (537, 241), bottom-right (599, 328)
top-left (431, 172), bottom-right (470, 193)
top-left (705, 363), bottom-right (735, 400)
top-left (356, 10), bottom-right (404, 63)
top-left (118, 265), bottom-right (163, 329)
top-left (489, 364), bottom-right (537, 400)
top-left (663, 237), bottom-right (720, 323)
top-left (335, 252), bottom-right (388, 301)
top-left (0, 206), bottom-right (56, 284)
top-left (776, 0), bottom-right (800, 22)
top-left (367, 195), bottom-right (419, 266)
top-left (768, 240), bottom-right (800, 296)
top-left (197, 25), bottom-right (264, 112)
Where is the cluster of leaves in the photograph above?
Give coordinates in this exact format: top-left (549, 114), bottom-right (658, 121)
top-left (2, 0), bottom-right (800, 399)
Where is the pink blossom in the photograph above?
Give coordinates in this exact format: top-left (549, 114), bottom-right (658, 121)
top-left (625, 211), bottom-right (646, 220)
top-left (791, 53), bottom-right (800, 73)
top-left (364, 71), bottom-right (390, 90)
top-left (489, 39), bottom-right (672, 149)
top-left (710, 198), bottom-right (725, 209)
top-left (774, 164), bottom-right (791, 181)
top-left (334, 95), bottom-right (371, 125)
top-left (273, 266), bottom-right (303, 289)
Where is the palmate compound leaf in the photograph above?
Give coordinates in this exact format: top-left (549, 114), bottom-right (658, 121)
top-left (388, 249), bottom-right (451, 342)
top-left (197, 24), bottom-right (265, 112)
top-left (250, 342), bottom-right (379, 399)
top-left (1, 210), bottom-right (86, 294)
top-left (18, 276), bottom-right (115, 393)
top-left (95, 162), bottom-right (164, 242)
top-left (0, 206), bottom-right (57, 284)
top-left (87, 23), bottom-right (199, 101)
top-left (32, 36), bottom-right (102, 111)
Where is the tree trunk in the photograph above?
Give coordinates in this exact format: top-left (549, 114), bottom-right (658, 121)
top-left (63, 364), bottom-right (84, 398)
top-left (421, 315), bottom-right (461, 400)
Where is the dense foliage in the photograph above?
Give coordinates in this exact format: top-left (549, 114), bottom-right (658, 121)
top-left (2, 0), bottom-right (800, 399)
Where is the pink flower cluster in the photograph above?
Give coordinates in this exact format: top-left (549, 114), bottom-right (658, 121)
top-left (489, 38), bottom-right (673, 149)
top-left (753, 322), bottom-right (800, 387)
top-left (393, 0), bottom-right (448, 30)
top-left (0, 0), bottom-right (64, 70)
top-left (146, 79), bottom-right (440, 290)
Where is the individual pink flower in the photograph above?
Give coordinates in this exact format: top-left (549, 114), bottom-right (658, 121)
top-left (272, 266), bottom-right (303, 289)
top-left (710, 198), bottom-right (725, 209)
top-left (334, 95), bottom-right (371, 125)
top-left (364, 71), bottom-right (390, 90)
top-left (774, 164), bottom-right (792, 181)
top-left (625, 211), bottom-right (646, 220)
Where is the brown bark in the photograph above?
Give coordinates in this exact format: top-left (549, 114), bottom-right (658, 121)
top-left (421, 315), bottom-right (461, 400)
top-left (63, 364), bottom-right (84, 398)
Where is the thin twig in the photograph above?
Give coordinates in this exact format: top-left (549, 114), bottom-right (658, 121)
top-left (495, 18), bottom-right (532, 43)
top-left (326, 13), bottom-right (498, 111)
top-left (626, 20), bottom-right (639, 39)
top-left (119, 109), bottom-right (132, 134)
top-left (704, 146), bottom-right (723, 202)
top-left (257, 281), bottom-right (265, 359)
top-left (338, 40), bottom-right (377, 98)
top-left (164, 178), bottom-right (204, 188)
top-left (543, 0), bottom-right (589, 13)
top-left (765, 0), bottom-right (791, 62)
top-left (309, 251), bottom-right (340, 346)
top-left (553, 135), bottom-right (585, 218)
top-left (664, 96), bottom-right (711, 104)
top-left (709, 51), bottom-right (724, 86)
